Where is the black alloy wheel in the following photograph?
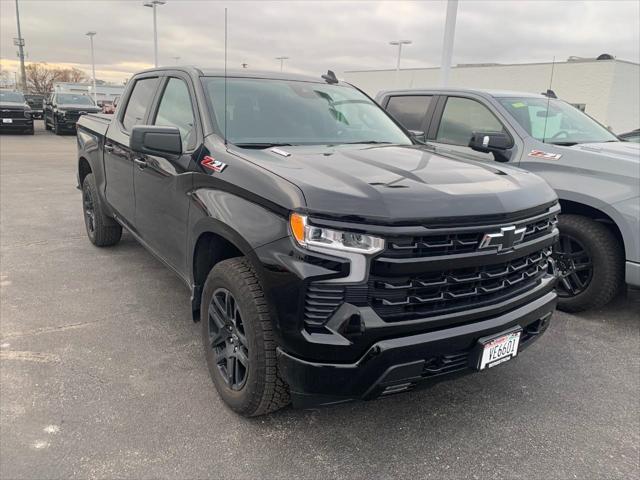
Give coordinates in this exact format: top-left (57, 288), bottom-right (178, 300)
top-left (208, 288), bottom-right (250, 390)
top-left (83, 185), bottom-right (97, 239)
top-left (554, 233), bottom-right (593, 298)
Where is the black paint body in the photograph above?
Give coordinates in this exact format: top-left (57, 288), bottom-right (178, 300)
top-left (77, 67), bottom-right (559, 407)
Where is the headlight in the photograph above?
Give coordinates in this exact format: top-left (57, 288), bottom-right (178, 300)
top-left (289, 213), bottom-right (385, 254)
top-left (24, 110), bottom-right (32, 119)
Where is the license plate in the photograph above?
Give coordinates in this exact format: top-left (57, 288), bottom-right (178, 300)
top-left (474, 329), bottom-right (521, 370)
top-left (2, 118), bottom-right (12, 124)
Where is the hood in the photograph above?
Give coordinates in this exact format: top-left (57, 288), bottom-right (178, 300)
top-left (58, 104), bottom-right (100, 112)
top-left (234, 144), bottom-right (557, 222)
top-left (0, 101), bottom-right (28, 110)
top-left (558, 141), bottom-right (640, 180)
top-left (572, 141), bottom-right (640, 162)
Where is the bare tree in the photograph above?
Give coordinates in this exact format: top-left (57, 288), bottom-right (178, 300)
top-left (25, 63), bottom-right (90, 95)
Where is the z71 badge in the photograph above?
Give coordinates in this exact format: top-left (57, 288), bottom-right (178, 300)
top-left (528, 150), bottom-right (562, 160)
top-left (201, 155), bottom-right (227, 173)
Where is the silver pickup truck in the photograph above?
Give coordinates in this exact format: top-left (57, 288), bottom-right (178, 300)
top-left (376, 88), bottom-right (640, 312)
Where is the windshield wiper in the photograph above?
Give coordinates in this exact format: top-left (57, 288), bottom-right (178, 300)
top-left (233, 143), bottom-right (293, 149)
top-left (333, 141), bottom-right (393, 145)
top-left (547, 141), bottom-right (578, 146)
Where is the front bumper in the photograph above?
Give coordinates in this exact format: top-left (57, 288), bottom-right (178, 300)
top-left (0, 118), bottom-right (33, 130)
top-left (278, 290), bottom-right (556, 408)
top-left (626, 261), bottom-right (640, 288)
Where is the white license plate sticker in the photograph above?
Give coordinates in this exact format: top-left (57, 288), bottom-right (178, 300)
top-left (479, 331), bottom-right (521, 370)
top-left (2, 118), bottom-right (13, 124)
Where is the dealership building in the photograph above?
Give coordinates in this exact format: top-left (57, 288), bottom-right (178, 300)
top-left (344, 57), bottom-right (639, 133)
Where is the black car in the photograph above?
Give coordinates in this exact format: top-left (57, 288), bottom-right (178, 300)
top-left (44, 93), bottom-right (101, 134)
top-left (24, 94), bottom-right (45, 119)
top-left (76, 67), bottom-right (559, 416)
top-left (0, 90), bottom-right (34, 135)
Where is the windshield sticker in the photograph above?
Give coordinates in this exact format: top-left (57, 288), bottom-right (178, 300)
top-left (511, 102), bottom-right (526, 108)
top-left (528, 150), bottom-right (562, 160)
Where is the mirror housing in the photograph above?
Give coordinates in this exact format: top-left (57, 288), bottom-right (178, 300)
top-left (409, 129), bottom-right (426, 144)
top-left (130, 125), bottom-right (182, 157)
top-left (469, 131), bottom-right (513, 162)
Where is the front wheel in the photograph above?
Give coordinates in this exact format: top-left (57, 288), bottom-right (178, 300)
top-left (554, 214), bottom-right (623, 312)
top-left (201, 257), bottom-right (290, 416)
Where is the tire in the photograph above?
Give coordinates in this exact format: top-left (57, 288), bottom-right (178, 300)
top-left (554, 214), bottom-right (624, 312)
top-left (81, 173), bottom-right (122, 247)
top-left (201, 257), bottom-right (290, 416)
top-left (44, 119), bottom-right (51, 131)
top-left (53, 118), bottom-right (61, 135)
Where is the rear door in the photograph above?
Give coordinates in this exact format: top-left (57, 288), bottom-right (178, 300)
top-left (133, 73), bottom-right (200, 274)
top-left (381, 94), bottom-right (435, 134)
top-left (103, 75), bottom-right (160, 227)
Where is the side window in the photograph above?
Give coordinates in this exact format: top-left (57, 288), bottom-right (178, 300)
top-left (386, 95), bottom-right (432, 131)
top-left (153, 78), bottom-right (196, 150)
top-left (121, 77), bottom-right (159, 131)
top-left (436, 97), bottom-right (505, 146)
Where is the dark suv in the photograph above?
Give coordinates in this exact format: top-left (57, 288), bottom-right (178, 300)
top-left (44, 93), bottom-right (100, 134)
top-left (77, 68), bottom-right (559, 416)
top-left (0, 90), bottom-right (34, 135)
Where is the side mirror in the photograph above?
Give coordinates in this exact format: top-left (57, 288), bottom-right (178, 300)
top-left (409, 129), bottom-right (426, 144)
top-left (130, 125), bottom-right (182, 157)
top-left (469, 131), bottom-right (513, 162)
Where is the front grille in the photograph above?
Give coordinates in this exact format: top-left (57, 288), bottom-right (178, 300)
top-left (370, 248), bottom-right (551, 322)
top-left (385, 213), bottom-right (558, 259)
top-left (0, 109), bottom-right (27, 119)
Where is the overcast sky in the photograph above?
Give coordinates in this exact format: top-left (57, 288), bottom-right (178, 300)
top-left (1, 0), bottom-right (638, 84)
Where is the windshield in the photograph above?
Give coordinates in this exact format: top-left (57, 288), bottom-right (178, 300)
top-left (202, 77), bottom-right (411, 146)
top-left (499, 97), bottom-right (618, 145)
top-left (57, 94), bottom-right (95, 106)
top-left (0, 91), bottom-right (25, 103)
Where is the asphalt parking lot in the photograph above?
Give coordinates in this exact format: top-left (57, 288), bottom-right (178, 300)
top-left (1, 122), bottom-right (639, 480)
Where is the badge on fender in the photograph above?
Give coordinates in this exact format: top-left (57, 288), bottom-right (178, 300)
top-left (201, 155), bottom-right (227, 172)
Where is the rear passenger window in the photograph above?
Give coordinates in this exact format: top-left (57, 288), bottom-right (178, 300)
top-left (436, 97), bottom-right (505, 146)
top-left (386, 95), bottom-right (432, 131)
top-left (121, 77), bottom-right (159, 131)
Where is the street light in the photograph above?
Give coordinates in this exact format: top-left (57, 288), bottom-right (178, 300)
top-left (275, 56), bottom-right (289, 72)
top-left (143, 0), bottom-right (166, 67)
top-left (86, 31), bottom-right (97, 105)
top-left (389, 39), bottom-right (412, 73)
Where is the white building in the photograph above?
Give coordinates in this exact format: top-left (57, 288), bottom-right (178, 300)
top-left (344, 57), bottom-right (639, 133)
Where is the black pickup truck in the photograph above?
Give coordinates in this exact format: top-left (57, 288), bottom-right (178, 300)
top-left (45, 93), bottom-right (101, 134)
top-left (0, 89), bottom-right (34, 134)
top-left (76, 67), bottom-right (559, 416)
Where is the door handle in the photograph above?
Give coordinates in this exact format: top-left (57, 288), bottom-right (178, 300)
top-left (104, 144), bottom-right (114, 153)
top-left (133, 157), bottom-right (147, 168)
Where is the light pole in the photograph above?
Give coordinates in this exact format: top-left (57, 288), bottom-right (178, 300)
top-left (143, 0), bottom-right (166, 67)
top-left (439, 0), bottom-right (458, 87)
top-left (389, 40), bottom-right (411, 86)
top-left (86, 31), bottom-right (97, 105)
top-left (275, 56), bottom-right (289, 72)
top-left (14, 0), bottom-right (27, 92)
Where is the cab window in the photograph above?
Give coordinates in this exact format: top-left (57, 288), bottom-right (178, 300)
top-left (386, 95), bottom-right (432, 131)
top-left (121, 77), bottom-right (159, 131)
top-left (436, 97), bottom-right (505, 146)
top-left (153, 78), bottom-right (196, 150)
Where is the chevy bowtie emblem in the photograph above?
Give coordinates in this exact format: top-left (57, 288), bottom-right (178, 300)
top-left (479, 225), bottom-right (526, 251)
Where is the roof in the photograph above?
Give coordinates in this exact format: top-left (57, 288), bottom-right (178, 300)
top-left (377, 88), bottom-right (547, 99)
top-left (135, 66), bottom-right (340, 85)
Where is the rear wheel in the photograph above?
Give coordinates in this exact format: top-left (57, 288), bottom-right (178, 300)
top-left (81, 173), bottom-right (122, 247)
top-left (554, 214), bottom-right (623, 312)
top-left (53, 118), bottom-right (61, 135)
top-left (201, 257), bottom-right (290, 416)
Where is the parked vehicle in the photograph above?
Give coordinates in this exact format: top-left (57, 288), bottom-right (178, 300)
top-left (378, 88), bottom-right (640, 312)
top-left (44, 93), bottom-right (100, 134)
top-left (24, 94), bottom-right (44, 119)
top-left (619, 129), bottom-right (640, 143)
top-left (0, 90), bottom-right (34, 135)
top-left (77, 68), bottom-right (559, 416)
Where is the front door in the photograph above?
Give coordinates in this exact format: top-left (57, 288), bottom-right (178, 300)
top-left (133, 75), bottom-right (199, 275)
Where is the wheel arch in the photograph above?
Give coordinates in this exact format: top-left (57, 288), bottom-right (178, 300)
top-left (78, 156), bottom-right (92, 187)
